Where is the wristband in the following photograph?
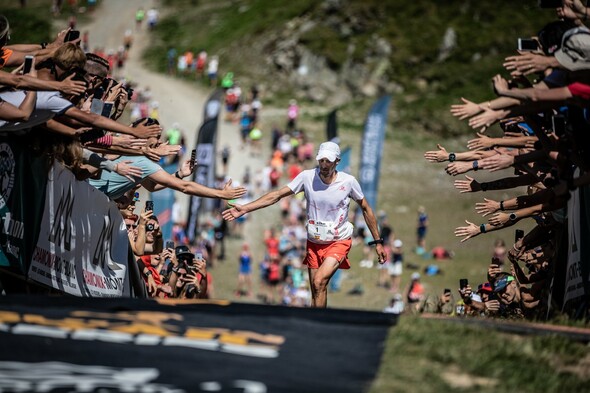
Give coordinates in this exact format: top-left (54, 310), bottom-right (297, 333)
top-left (144, 270), bottom-right (153, 276)
top-left (480, 224), bottom-right (486, 233)
top-left (175, 171), bottom-right (182, 179)
top-left (472, 160), bottom-right (479, 171)
top-left (500, 200), bottom-right (505, 211)
top-left (448, 152), bottom-right (456, 162)
top-left (368, 238), bottom-right (384, 246)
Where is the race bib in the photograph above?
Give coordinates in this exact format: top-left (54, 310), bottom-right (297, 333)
top-left (307, 220), bottom-right (354, 242)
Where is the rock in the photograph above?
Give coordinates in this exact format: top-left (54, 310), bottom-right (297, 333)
top-left (438, 27), bottom-right (457, 61)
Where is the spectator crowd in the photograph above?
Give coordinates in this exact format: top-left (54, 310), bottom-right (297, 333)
top-left (418, 1), bottom-right (590, 320)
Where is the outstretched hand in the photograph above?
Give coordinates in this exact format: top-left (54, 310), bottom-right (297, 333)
top-left (450, 97), bottom-right (483, 120)
top-left (221, 179), bottom-right (247, 200)
top-left (424, 144), bottom-right (449, 163)
top-left (222, 203), bottom-right (246, 221)
top-left (454, 220), bottom-right (481, 243)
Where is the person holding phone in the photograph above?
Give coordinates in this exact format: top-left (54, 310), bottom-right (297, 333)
top-left (0, 17), bottom-right (86, 96)
top-left (223, 141), bottom-right (386, 308)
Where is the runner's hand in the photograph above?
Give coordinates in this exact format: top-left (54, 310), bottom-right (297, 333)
top-left (222, 203), bottom-right (245, 221)
top-left (376, 244), bottom-right (387, 264)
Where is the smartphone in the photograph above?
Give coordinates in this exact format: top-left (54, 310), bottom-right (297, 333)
top-left (93, 85), bottom-right (105, 100)
top-left (166, 241), bottom-right (175, 250)
top-left (518, 38), bottom-right (538, 51)
top-left (23, 55), bottom-right (34, 74)
top-left (101, 102), bottom-right (114, 118)
top-left (145, 200), bottom-right (154, 212)
top-left (64, 30), bottom-right (80, 43)
top-left (552, 114), bottom-right (566, 136)
top-left (195, 252), bottom-right (203, 261)
top-left (459, 278), bottom-right (469, 290)
top-left (515, 229), bottom-right (525, 243)
top-left (90, 98), bottom-right (104, 115)
top-left (538, 0), bottom-right (563, 8)
top-left (190, 149), bottom-right (197, 166)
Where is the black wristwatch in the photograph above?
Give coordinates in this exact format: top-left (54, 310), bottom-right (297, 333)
top-left (448, 153), bottom-right (456, 162)
top-left (472, 160), bottom-right (479, 171)
top-left (145, 270), bottom-right (153, 276)
top-left (509, 213), bottom-right (517, 221)
top-left (368, 238), bottom-right (384, 246)
top-left (480, 182), bottom-right (488, 192)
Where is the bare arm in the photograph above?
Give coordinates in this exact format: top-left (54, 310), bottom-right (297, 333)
top-left (222, 186), bottom-right (294, 221)
top-left (63, 106), bottom-right (161, 139)
top-left (0, 91), bottom-right (36, 121)
top-left (357, 197), bottom-right (387, 263)
top-left (145, 169), bottom-right (246, 200)
top-left (0, 71), bottom-right (86, 96)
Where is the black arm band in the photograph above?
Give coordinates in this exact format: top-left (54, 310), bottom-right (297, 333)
top-left (175, 171), bottom-right (182, 179)
top-left (368, 238), bottom-right (384, 246)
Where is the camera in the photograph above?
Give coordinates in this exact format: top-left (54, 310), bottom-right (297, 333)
top-left (125, 85), bottom-right (134, 99)
top-left (146, 223), bottom-right (155, 231)
top-left (79, 128), bottom-right (106, 144)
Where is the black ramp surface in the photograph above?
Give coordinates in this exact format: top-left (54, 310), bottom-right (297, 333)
top-left (0, 296), bottom-right (397, 392)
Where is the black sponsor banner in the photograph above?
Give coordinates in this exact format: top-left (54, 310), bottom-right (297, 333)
top-left (326, 108), bottom-right (338, 142)
top-left (0, 296), bottom-right (396, 392)
top-left (187, 89), bottom-right (224, 243)
top-left (0, 137), bottom-right (50, 275)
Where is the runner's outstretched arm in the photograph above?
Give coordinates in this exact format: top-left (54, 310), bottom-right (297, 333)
top-left (222, 186), bottom-right (294, 221)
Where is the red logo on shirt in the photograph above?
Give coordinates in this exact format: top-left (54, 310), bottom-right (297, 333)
top-left (338, 186), bottom-right (347, 191)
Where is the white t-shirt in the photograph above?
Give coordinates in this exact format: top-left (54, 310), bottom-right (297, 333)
top-left (287, 168), bottom-right (364, 244)
top-left (0, 90), bottom-right (73, 132)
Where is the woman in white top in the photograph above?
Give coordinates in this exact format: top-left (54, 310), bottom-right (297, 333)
top-left (223, 141), bottom-right (386, 308)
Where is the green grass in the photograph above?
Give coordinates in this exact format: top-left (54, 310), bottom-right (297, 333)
top-left (370, 317), bottom-right (590, 393)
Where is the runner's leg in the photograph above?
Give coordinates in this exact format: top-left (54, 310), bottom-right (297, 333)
top-left (309, 256), bottom-right (340, 308)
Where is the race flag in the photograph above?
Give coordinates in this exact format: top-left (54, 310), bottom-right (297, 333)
top-left (326, 108), bottom-right (338, 142)
top-left (358, 95), bottom-right (390, 211)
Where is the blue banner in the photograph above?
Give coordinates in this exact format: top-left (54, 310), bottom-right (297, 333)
top-left (358, 96), bottom-right (390, 211)
top-left (337, 146), bottom-right (351, 174)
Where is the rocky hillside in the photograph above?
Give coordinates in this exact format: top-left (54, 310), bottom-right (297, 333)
top-left (149, 0), bottom-right (555, 135)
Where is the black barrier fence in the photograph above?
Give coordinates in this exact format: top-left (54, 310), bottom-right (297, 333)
top-left (0, 296), bottom-right (397, 392)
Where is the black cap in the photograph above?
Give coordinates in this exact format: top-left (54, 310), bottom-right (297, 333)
top-left (175, 245), bottom-right (193, 258)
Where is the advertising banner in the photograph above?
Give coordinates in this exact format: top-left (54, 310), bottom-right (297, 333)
top-left (28, 162), bottom-right (130, 297)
